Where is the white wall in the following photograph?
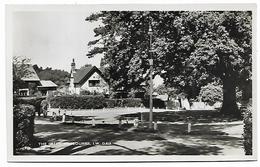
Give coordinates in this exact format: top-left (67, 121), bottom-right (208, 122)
top-left (80, 71), bottom-right (109, 94)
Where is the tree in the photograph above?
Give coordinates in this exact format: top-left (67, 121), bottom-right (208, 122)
top-left (33, 65), bottom-right (70, 86)
top-left (13, 56), bottom-right (31, 94)
top-left (86, 11), bottom-right (252, 116)
top-left (86, 11), bottom-right (154, 92)
top-left (177, 12), bottom-right (252, 115)
top-left (154, 84), bottom-right (178, 99)
top-left (199, 82), bottom-right (223, 106)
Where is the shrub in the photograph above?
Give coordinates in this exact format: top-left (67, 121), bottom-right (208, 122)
top-left (79, 90), bottom-right (92, 95)
top-left (50, 95), bottom-right (106, 109)
top-left (13, 104), bottom-right (36, 151)
top-left (121, 98), bottom-right (143, 107)
top-left (105, 99), bottom-right (118, 108)
top-left (166, 100), bottom-right (179, 109)
top-left (142, 98), bottom-right (166, 109)
top-left (199, 82), bottom-right (223, 106)
top-left (14, 97), bottom-right (45, 115)
top-left (243, 99), bottom-right (252, 155)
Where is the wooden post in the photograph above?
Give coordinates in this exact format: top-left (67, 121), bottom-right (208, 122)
top-left (188, 123), bottom-right (191, 133)
top-left (153, 121), bottom-right (158, 131)
top-left (71, 110), bottom-right (74, 123)
top-left (92, 117), bottom-right (95, 127)
top-left (140, 112), bottom-right (143, 127)
top-left (71, 116), bottom-right (75, 123)
top-left (62, 113), bottom-right (66, 123)
top-left (118, 118), bottom-right (122, 128)
top-left (134, 118), bottom-right (139, 128)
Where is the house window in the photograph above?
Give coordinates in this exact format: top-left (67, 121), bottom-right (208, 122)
top-left (18, 88), bottom-right (29, 96)
top-left (89, 80), bottom-right (100, 87)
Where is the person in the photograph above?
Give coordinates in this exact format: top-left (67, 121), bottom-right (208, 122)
top-left (58, 106), bottom-right (61, 116)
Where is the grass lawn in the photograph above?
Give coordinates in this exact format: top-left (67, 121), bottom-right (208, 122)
top-left (17, 108), bottom-right (244, 155)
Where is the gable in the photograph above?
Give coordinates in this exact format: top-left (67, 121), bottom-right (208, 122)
top-left (73, 66), bottom-right (107, 85)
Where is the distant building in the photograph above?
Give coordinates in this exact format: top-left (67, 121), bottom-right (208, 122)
top-left (18, 64), bottom-right (57, 96)
top-left (68, 59), bottom-right (109, 95)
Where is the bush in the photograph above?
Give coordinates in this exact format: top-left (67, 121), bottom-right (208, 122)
top-left (142, 98), bottom-right (166, 109)
top-left (243, 99), bottom-right (252, 155)
top-left (199, 82), bottom-right (223, 106)
top-left (79, 90), bottom-right (92, 95)
top-left (14, 97), bottom-right (45, 115)
top-left (13, 104), bottom-right (36, 151)
top-left (166, 100), bottom-right (179, 110)
top-left (50, 95), bottom-right (106, 109)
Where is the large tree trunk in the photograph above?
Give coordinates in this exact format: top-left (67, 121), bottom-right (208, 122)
top-left (220, 76), bottom-right (239, 117)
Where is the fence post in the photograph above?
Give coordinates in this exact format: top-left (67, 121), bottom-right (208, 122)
top-left (118, 118), bottom-right (122, 128)
top-left (134, 118), bottom-right (139, 128)
top-left (62, 113), bottom-right (66, 123)
top-left (92, 117), bottom-right (95, 127)
top-left (140, 112), bottom-right (143, 127)
top-left (188, 122), bottom-right (191, 133)
top-left (153, 121), bottom-right (158, 131)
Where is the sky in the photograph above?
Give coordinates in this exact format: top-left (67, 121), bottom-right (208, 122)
top-left (13, 11), bottom-right (102, 72)
top-left (12, 10), bottom-right (163, 86)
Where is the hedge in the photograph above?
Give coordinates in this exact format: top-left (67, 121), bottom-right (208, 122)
top-left (50, 95), bottom-right (106, 109)
top-left (50, 96), bottom-right (143, 109)
top-left (13, 104), bottom-right (36, 151)
top-left (142, 98), bottom-right (166, 109)
top-left (243, 100), bottom-right (252, 155)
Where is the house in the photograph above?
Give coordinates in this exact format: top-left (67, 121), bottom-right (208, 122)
top-left (68, 59), bottom-right (109, 95)
top-left (37, 80), bottom-right (58, 96)
top-left (18, 64), bottom-right (58, 96)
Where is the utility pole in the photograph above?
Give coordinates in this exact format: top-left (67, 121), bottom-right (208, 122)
top-left (148, 23), bottom-right (153, 129)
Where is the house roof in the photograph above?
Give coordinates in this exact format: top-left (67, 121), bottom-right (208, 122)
top-left (73, 66), bottom-right (106, 84)
top-left (38, 80), bottom-right (58, 88)
top-left (21, 64), bottom-right (40, 82)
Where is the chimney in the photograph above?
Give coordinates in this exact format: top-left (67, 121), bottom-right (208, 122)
top-left (71, 58), bottom-right (76, 73)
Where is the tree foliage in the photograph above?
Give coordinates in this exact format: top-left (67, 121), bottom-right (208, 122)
top-left (154, 84), bottom-right (178, 99)
top-left (33, 65), bottom-right (70, 86)
top-left (13, 56), bottom-right (31, 93)
top-left (86, 11), bottom-right (252, 115)
top-left (199, 82), bottom-right (223, 106)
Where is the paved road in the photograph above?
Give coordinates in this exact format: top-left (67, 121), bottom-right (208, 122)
top-left (31, 114), bottom-right (245, 156)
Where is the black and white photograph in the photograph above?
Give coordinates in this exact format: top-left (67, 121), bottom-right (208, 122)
top-left (5, 4), bottom-right (257, 162)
